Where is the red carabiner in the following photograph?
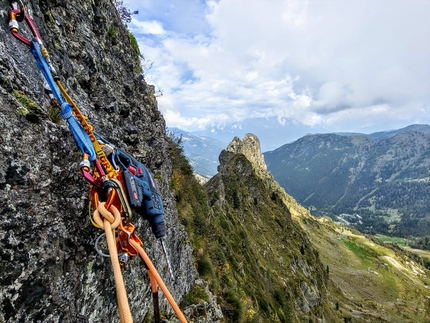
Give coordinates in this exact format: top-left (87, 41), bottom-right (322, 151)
top-left (9, 1), bottom-right (42, 47)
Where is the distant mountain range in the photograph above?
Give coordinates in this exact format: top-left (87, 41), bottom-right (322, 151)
top-left (264, 124), bottom-right (430, 237)
top-left (173, 123), bottom-right (430, 237)
top-left (167, 127), bottom-right (227, 178)
top-left (332, 124), bottom-right (430, 140)
top-left (192, 116), bottom-right (327, 151)
top-left (189, 118), bottom-right (430, 152)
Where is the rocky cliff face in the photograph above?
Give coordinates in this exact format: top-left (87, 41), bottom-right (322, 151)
top-left (0, 1), bottom-right (197, 322)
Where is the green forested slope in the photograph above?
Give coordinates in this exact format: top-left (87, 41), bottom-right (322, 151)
top-left (265, 129), bottom-right (430, 237)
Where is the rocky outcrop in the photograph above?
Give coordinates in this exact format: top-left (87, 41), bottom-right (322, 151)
top-left (0, 1), bottom-right (201, 322)
top-left (219, 134), bottom-right (315, 221)
top-left (219, 133), bottom-right (267, 171)
top-left (206, 134), bottom-right (340, 323)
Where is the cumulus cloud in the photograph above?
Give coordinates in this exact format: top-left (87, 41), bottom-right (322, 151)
top-left (127, 0), bottom-right (430, 134)
top-left (130, 19), bottom-right (165, 35)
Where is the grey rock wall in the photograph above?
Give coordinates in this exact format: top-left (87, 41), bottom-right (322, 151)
top-left (0, 1), bottom-right (197, 322)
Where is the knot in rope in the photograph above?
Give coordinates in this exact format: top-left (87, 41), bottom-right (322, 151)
top-left (93, 201), bottom-right (133, 323)
top-left (93, 201), bottom-right (121, 229)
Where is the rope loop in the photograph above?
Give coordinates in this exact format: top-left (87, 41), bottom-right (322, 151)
top-left (93, 202), bottom-right (121, 229)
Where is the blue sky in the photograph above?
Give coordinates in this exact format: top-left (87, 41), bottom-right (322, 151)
top-left (125, 0), bottom-right (430, 138)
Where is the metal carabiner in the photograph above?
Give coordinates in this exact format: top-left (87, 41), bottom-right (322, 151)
top-left (10, 1), bottom-right (25, 22)
top-left (94, 233), bottom-right (110, 258)
top-left (9, 1), bottom-right (42, 47)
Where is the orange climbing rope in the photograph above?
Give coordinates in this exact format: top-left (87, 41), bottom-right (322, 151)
top-left (93, 202), bottom-right (133, 323)
top-left (129, 239), bottom-right (188, 323)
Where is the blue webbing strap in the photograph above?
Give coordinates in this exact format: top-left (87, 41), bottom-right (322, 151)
top-left (30, 40), bottom-right (96, 160)
top-left (61, 102), bottom-right (97, 161)
top-left (30, 40), bottom-right (63, 104)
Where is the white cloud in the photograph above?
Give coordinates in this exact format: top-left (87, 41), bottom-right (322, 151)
top-left (130, 18), bottom-right (165, 35)
top-left (128, 0), bottom-right (430, 135)
top-left (162, 108), bottom-right (231, 130)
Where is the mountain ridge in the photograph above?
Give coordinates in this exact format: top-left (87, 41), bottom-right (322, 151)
top-left (170, 124), bottom-right (430, 238)
top-left (175, 124), bottom-right (429, 179)
top-left (190, 121), bottom-right (430, 152)
top-left (264, 125), bottom-right (430, 237)
top-left (203, 134), bottom-right (338, 322)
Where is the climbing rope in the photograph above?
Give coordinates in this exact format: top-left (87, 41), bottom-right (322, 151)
top-left (8, 2), bottom-right (188, 322)
top-left (130, 240), bottom-right (188, 323)
top-left (93, 202), bottom-right (133, 323)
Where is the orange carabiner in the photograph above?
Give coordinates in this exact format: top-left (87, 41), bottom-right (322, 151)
top-left (105, 187), bottom-right (116, 211)
top-left (117, 222), bottom-right (143, 257)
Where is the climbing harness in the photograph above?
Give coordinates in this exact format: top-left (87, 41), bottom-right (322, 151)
top-left (8, 2), bottom-right (187, 322)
